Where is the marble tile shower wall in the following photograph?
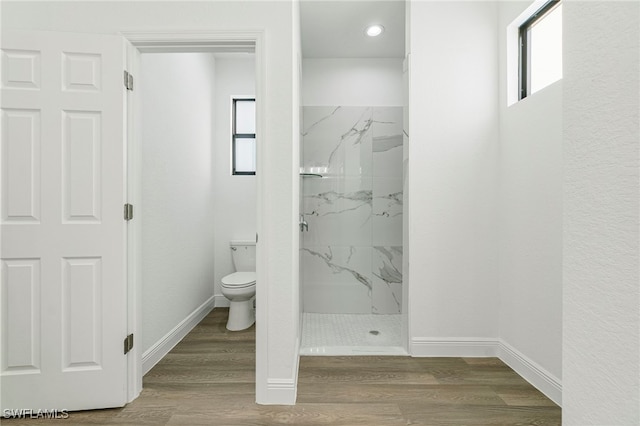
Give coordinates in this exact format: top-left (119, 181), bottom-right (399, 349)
top-left (301, 106), bottom-right (403, 314)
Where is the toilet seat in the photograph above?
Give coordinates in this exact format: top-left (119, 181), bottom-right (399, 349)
top-left (221, 271), bottom-right (256, 288)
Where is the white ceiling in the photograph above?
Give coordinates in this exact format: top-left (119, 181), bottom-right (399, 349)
top-left (300, 0), bottom-right (405, 58)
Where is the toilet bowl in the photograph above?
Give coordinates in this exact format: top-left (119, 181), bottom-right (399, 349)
top-left (221, 241), bottom-right (256, 331)
top-left (221, 272), bottom-right (256, 331)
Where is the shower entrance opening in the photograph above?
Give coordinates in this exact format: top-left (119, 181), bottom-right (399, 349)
top-left (299, 106), bottom-right (407, 356)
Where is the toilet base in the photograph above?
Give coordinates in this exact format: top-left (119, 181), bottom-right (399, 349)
top-left (226, 298), bottom-right (255, 331)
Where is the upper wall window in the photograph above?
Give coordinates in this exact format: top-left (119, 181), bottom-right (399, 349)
top-left (519, 0), bottom-right (562, 100)
top-left (232, 98), bottom-right (256, 175)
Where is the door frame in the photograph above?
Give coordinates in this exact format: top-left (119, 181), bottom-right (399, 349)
top-left (120, 30), bottom-right (266, 402)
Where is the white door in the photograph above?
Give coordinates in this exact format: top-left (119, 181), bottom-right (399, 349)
top-left (1, 30), bottom-right (128, 411)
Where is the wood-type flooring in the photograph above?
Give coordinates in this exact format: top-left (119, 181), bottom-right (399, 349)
top-left (3, 308), bottom-right (561, 425)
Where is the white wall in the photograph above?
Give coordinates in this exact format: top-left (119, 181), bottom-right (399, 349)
top-left (407, 1), bottom-right (500, 351)
top-left (140, 52), bottom-right (216, 354)
top-left (302, 58), bottom-right (403, 106)
top-left (1, 0), bottom-right (300, 405)
top-left (212, 57), bottom-right (256, 304)
top-left (407, 2), bottom-right (563, 405)
top-left (563, 1), bottom-right (639, 423)
top-left (497, 0), bottom-right (562, 397)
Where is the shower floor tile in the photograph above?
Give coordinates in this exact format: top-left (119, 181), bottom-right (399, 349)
top-left (300, 313), bottom-right (407, 356)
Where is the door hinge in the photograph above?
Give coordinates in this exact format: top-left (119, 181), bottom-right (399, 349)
top-left (124, 334), bottom-right (134, 355)
top-left (124, 203), bottom-right (134, 221)
top-left (124, 70), bottom-right (134, 91)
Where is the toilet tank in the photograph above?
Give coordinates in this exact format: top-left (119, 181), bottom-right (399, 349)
top-left (230, 240), bottom-right (256, 272)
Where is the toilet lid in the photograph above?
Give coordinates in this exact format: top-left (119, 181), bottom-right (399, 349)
top-left (222, 272), bottom-right (256, 287)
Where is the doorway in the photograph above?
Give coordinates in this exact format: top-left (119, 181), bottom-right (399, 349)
top-left (137, 50), bottom-right (256, 369)
top-left (123, 32), bottom-right (265, 402)
top-left (297, 0), bottom-right (409, 356)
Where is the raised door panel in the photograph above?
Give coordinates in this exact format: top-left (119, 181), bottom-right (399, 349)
top-left (62, 52), bottom-right (101, 92)
top-left (1, 109), bottom-right (41, 223)
top-left (1, 259), bottom-right (41, 374)
top-left (1, 49), bottom-right (41, 90)
top-left (62, 111), bottom-right (101, 222)
top-left (62, 257), bottom-right (102, 371)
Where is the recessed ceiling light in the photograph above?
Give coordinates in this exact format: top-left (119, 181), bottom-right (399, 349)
top-left (365, 24), bottom-right (384, 37)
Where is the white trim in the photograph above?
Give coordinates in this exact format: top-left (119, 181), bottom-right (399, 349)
top-left (497, 340), bottom-right (562, 406)
top-left (121, 30), bottom-right (256, 53)
top-left (253, 31), bottom-right (269, 405)
top-left (410, 337), bottom-right (562, 406)
top-left (264, 379), bottom-right (297, 405)
top-left (292, 335), bottom-right (300, 398)
top-left (262, 336), bottom-right (300, 405)
top-left (141, 296), bottom-right (215, 375)
top-left (411, 337), bottom-right (499, 357)
top-left (122, 29), bottom-right (267, 404)
top-left (125, 38), bottom-right (143, 403)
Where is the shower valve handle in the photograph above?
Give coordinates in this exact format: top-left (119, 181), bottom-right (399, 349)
top-left (299, 215), bottom-right (309, 232)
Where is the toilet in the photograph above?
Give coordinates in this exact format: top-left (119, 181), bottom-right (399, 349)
top-left (221, 241), bottom-right (256, 331)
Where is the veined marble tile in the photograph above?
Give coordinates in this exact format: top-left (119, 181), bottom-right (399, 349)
top-left (372, 107), bottom-right (403, 178)
top-left (301, 245), bottom-right (372, 289)
top-left (372, 177), bottom-right (403, 246)
top-left (303, 106), bottom-right (373, 177)
top-left (372, 107), bottom-right (402, 138)
top-left (300, 105), bottom-right (404, 316)
top-left (372, 246), bottom-right (403, 314)
top-left (303, 177), bottom-right (372, 246)
top-left (301, 245), bottom-right (373, 314)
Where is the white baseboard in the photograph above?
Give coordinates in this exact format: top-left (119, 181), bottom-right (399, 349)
top-left (410, 337), bottom-right (562, 407)
top-left (411, 337), bottom-right (498, 357)
top-left (264, 379), bottom-right (297, 405)
top-left (498, 339), bottom-right (562, 406)
top-left (261, 336), bottom-right (300, 405)
top-left (142, 296), bottom-right (215, 375)
top-left (292, 335), bottom-right (300, 396)
top-left (214, 294), bottom-right (230, 308)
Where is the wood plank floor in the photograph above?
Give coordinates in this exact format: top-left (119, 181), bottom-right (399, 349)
top-left (3, 309), bottom-right (561, 425)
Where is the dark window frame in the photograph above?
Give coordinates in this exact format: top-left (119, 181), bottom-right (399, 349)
top-left (519, 0), bottom-right (561, 100)
top-left (232, 98), bottom-right (256, 176)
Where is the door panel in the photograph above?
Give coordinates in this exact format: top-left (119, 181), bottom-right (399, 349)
top-left (62, 110), bottom-right (102, 222)
top-left (1, 108), bottom-right (41, 223)
top-left (1, 30), bottom-right (128, 411)
top-left (1, 258), bottom-right (41, 374)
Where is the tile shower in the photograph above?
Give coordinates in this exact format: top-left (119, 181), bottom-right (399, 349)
top-left (300, 106), bottom-right (404, 353)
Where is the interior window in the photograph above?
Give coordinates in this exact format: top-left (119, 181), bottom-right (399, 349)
top-left (232, 98), bottom-right (256, 175)
top-left (519, 0), bottom-right (563, 100)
